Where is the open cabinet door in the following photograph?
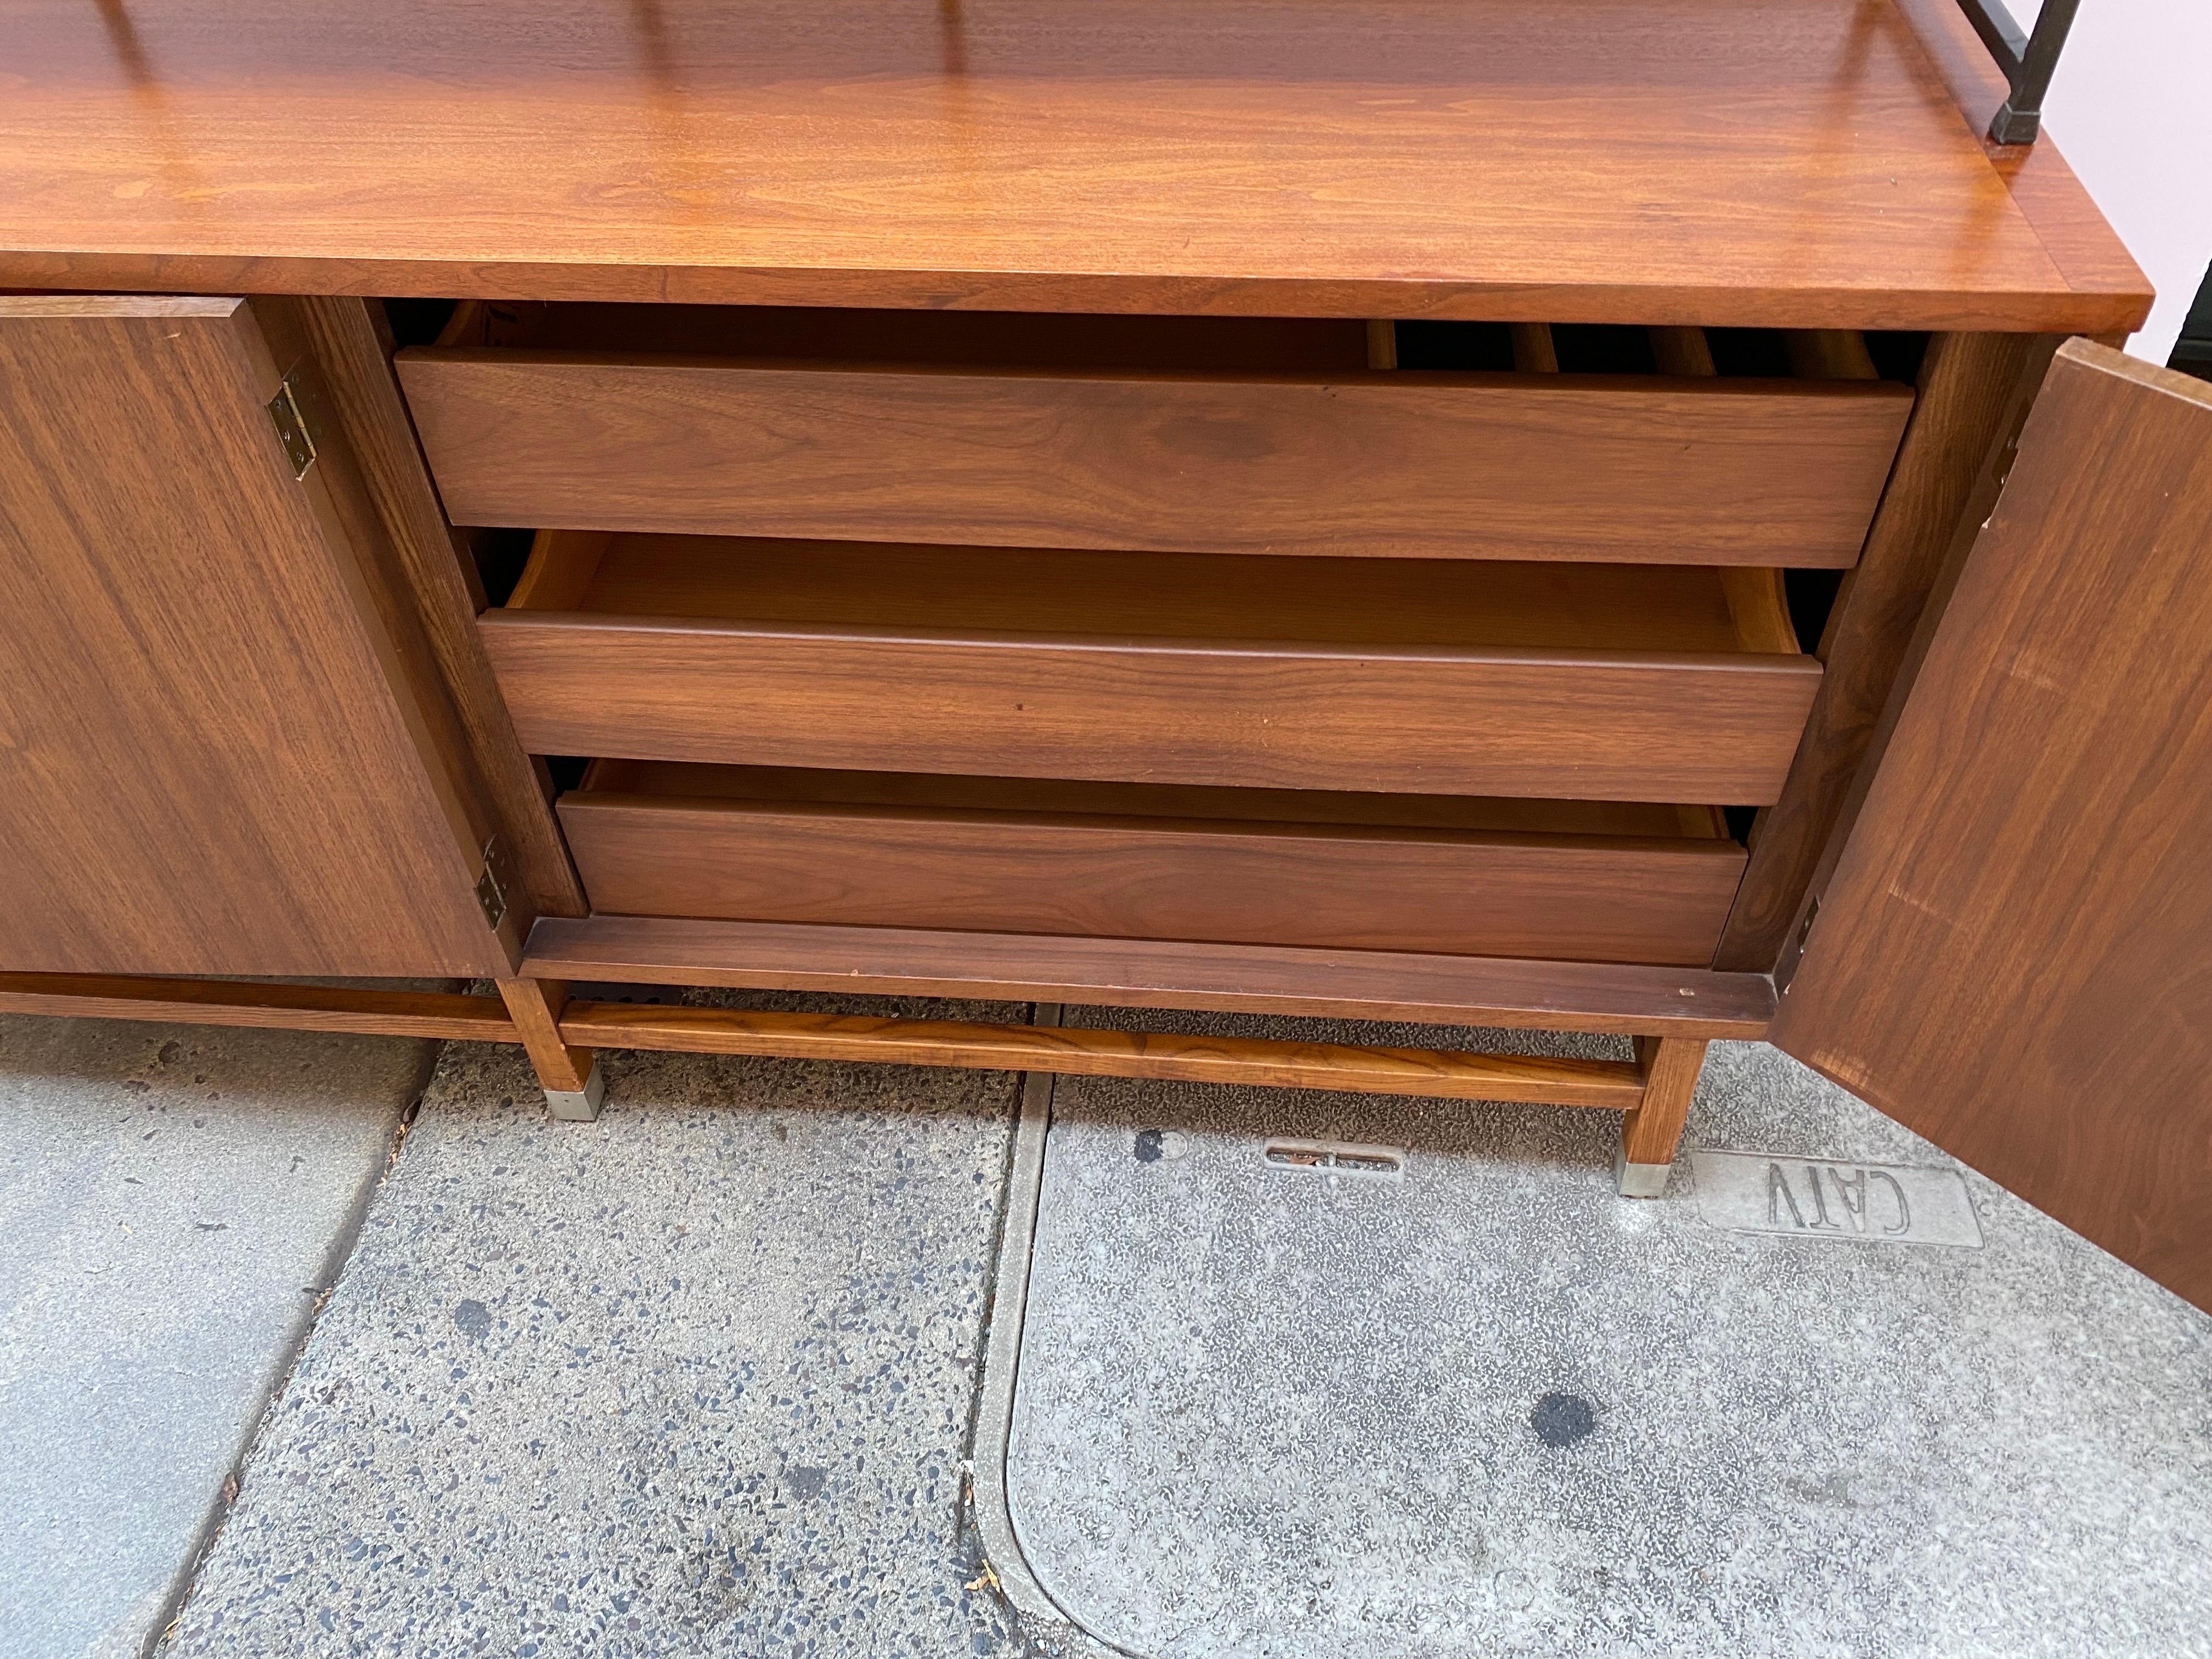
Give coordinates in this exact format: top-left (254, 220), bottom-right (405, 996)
top-left (1773, 340), bottom-right (2212, 1312)
top-left (0, 297), bottom-right (514, 977)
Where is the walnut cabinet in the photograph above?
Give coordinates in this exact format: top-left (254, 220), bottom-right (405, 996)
top-left (0, 0), bottom-right (2206, 1311)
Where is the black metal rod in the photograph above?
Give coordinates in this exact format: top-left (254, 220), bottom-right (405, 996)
top-left (1995, 0), bottom-right (2083, 143)
top-left (1953, 0), bottom-right (2083, 145)
top-left (1957, 0), bottom-right (2029, 66)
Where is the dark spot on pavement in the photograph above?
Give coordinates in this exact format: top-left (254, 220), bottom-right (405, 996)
top-left (1531, 1391), bottom-right (1597, 1448)
top-left (454, 1299), bottom-right (492, 1339)
top-left (1133, 1129), bottom-right (1164, 1163)
top-left (157, 1041), bottom-right (182, 1064)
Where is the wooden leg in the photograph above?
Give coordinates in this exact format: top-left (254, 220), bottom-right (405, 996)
top-left (1616, 1035), bottom-right (1707, 1197)
top-left (495, 978), bottom-right (604, 1121)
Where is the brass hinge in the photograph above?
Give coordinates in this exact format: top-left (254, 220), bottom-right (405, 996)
top-left (1780, 895), bottom-right (1823, 999)
top-left (474, 835), bottom-right (511, 930)
top-left (266, 366), bottom-right (318, 479)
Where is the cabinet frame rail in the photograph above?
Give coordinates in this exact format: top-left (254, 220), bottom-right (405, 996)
top-left (0, 970), bottom-right (1716, 1126)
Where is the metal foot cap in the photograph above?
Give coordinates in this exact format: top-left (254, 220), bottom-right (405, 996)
top-left (544, 1060), bottom-right (606, 1123)
top-left (1615, 1147), bottom-right (1672, 1199)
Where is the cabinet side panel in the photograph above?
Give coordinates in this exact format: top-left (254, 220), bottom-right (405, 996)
top-left (284, 295), bottom-right (584, 919)
top-left (0, 300), bottom-right (507, 974)
top-left (1714, 331), bottom-right (2052, 969)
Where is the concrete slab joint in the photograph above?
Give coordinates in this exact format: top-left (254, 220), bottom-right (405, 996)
top-left (155, 989), bottom-right (1034, 1658)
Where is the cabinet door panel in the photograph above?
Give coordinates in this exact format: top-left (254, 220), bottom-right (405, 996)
top-left (0, 297), bottom-right (506, 975)
top-left (1774, 341), bottom-right (2212, 1311)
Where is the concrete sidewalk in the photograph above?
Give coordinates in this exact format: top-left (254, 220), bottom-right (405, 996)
top-left (0, 1011), bottom-right (432, 1659)
top-left (159, 991), bottom-right (1025, 1659)
top-left (5, 995), bottom-right (2210, 1658)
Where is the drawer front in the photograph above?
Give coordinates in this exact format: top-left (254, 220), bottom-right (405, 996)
top-left (483, 614), bottom-right (1821, 803)
top-left (400, 352), bottom-right (1912, 566)
top-left (560, 794), bottom-right (1746, 967)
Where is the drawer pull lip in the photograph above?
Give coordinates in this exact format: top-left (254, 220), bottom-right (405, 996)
top-left (481, 607), bottom-right (1816, 673)
top-left (566, 787), bottom-right (1745, 856)
top-left (481, 614), bottom-right (1822, 803)
top-left (399, 348), bottom-right (1911, 566)
top-left (556, 770), bottom-right (1746, 965)
top-left (479, 535), bottom-right (1820, 803)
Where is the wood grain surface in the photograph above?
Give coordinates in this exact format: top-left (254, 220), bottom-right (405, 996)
top-left (1649, 326), bottom-right (1716, 377)
top-left (557, 786), bottom-right (1746, 965)
top-left (0, 964), bottom-right (1637, 1107)
top-left (0, 975), bottom-right (516, 1040)
top-left (0, 297), bottom-right (508, 975)
top-left (1774, 342), bottom-right (2212, 1313)
top-left (487, 532), bottom-right (1820, 802)
top-left (1620, 1034), bottom-right (1709, 1166)
top-left (1511, 324), bottom-right (1561, 374)
top-left (0, 0), bottom-right (2146, 329)
top-left (1715, 331), bottom-right (2052, 968)
top-left (286, 296), bottom-right (586, 919)
top-left (496, 977), bottom-right (595, 1092)
top-left (1891, 0), bottom-right (2154, 317)
top-left (572, 761), bottom-right (1730, 840)
top-left (510, 534), bottom-right (1804, 651)
top-left (401, 352), bottom-right (1911, 565)
top-left (556, 1002), bottom-right (1646, 1107)
top-left (485, 614), bottom-right (1819, 804)
top-left (524, 916), bottom-right (1778, 1038)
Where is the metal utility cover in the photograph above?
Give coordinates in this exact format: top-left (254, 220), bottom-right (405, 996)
top-left (989, 1017), bottom-right (2212, 1659)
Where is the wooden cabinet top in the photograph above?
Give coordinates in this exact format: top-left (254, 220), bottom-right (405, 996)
top-left (0, 0), bottom-right (2148, 330)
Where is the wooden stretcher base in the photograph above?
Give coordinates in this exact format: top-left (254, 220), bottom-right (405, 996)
top-left (0, 969), bottom-right (1735, 1193)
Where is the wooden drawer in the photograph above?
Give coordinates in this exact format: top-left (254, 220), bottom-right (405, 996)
top-left (561, 764), bottom-right (1747, 967)
top-left (398, 306), bottom-right (1912, 566)
top-left (483, 534), bottom-right (1821, 803)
